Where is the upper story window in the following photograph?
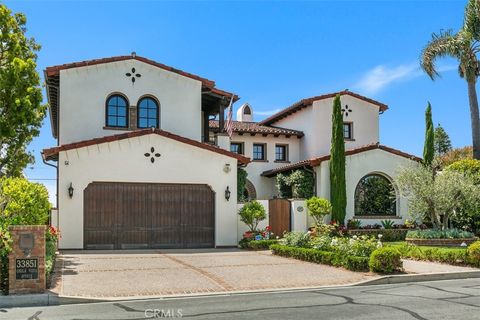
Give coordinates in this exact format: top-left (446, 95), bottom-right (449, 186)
top-left (275, 144), bottom-right (288, 162)
top-left (343, 122), bottom-right (353, 140)
top-left (106, 94), bottom-right (129, 128)
top-left (137, 96), bottom-right (159, 128)
top-left (230, 142), bottom-right (244, 155)
top-left (253, 143), bottom-right (266, 161)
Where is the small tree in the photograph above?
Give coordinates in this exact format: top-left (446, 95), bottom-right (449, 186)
top-left (238, 200), bottom-right (266, 232)
top-left (330, 94), bottom-right (347, 224)
top-left (396, 165), bottom-right (480, 229)
top-left (423, 102), bottom-right (435, 166)
top-left (306, 197), bottom-right (332, 226)
top-left (434, 124), bottom-right (452, 157)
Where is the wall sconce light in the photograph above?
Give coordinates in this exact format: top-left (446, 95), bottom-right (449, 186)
top-left (68, 183), bottom-right (74, 198)
top-left (223, 163), bottom-right (231, 173)
top-left (225, 186), bottom-right (231, 201)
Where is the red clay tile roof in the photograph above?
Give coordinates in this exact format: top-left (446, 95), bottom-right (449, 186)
top-left (44, 55), bottom-right (239, 139)
top-left (45, 55), bottom-right (217, 87)
top-left (209, 120), bottom-right (304, 137)
top-left (259, 90), bottom-right (389, 126)
top-left (42, 128), bottom-right (250, 165)
top-left (261, 143), bottom-right (421, 177)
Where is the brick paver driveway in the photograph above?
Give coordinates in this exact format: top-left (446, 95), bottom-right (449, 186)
top-left (51, 249), bottom-right (376, 298)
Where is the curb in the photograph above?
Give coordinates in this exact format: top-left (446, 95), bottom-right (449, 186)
top-left (353, 270), bottom-right (480, 286)
top-left (2, 271), bottom-right (479, 308)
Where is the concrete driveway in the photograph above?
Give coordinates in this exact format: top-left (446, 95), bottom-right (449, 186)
top-left (51, 249), bottom-right (375, 299)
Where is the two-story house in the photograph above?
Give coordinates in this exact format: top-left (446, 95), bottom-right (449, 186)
top-left (42, 54), bottom-right (419, 250)
top-left (42, 54), bottom-right (249, 250)
top-left (209, 91), bottom-right (420, 226)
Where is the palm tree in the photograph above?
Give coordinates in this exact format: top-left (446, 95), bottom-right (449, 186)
top-left (421, 0), bottom-right (480, 159)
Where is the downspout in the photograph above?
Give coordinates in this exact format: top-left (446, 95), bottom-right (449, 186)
top-left (41, 152), bottom-right (59, 229)
top-left (302, 166), bottom-right (317, 196)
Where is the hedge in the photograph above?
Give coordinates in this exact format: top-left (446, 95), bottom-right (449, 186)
top-left (0, 253), bottom-right (8, 295)
top-left (270, 244), bottom-right (369, 272)
top-left (390, 243), bottom-right (470, 266)
top-left (240, 239), bottom-right (277, 250)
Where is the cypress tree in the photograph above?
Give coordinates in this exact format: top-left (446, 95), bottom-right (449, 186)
top-left (329, 95), bottom-right (347, 224)
top-left (423, 102), bottom-right (434, 166)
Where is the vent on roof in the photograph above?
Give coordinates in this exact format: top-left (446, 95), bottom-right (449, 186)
top-left (237, 103), bottom-right (253, 122)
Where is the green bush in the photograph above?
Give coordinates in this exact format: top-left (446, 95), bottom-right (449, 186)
top-left (276, 170), bottom-right (314, 199)
top-left (406, 229), bottom-right (475, 239)
top-left (447, 159), bottom-right (480, 183)
top-left (249, 239), bottom-right (277, 250)
top-left (369, 247), bottom-right (403, 274)
top-left (238, 200), bottom-right (266, 232)
top-left (0, 177), bottom-right (51, 226)
top-left (467, 241), bottom-right (480, 267)
top-left (306, 197), bottom-right (332, 226)
top-left (281, 231), bottom-right (311, 247)
top-left (389, 242), bottom-right (469, 265)
top-left (276, 173), bottom-right (292, 198)
top-left (270, 244), bottom-right (369, 272)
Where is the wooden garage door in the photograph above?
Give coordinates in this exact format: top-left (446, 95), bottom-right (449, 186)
top-left (84, 182), bottom-right (215, 249)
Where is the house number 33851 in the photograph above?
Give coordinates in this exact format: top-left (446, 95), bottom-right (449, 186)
top-left (16, 259), bottom-right (37, 268)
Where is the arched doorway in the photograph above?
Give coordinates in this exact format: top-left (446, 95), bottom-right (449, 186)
top-left (354, 173), bottom-right (397, 216)
top-left (243, 179), bottom-right (257, 200)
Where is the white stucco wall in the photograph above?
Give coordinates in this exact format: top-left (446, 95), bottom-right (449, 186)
top-left (273, 95), bottom-right (380, 159)
top-left (57, 133), bottom-right (238, 249)
top-left (315, 148), bottom-right (416, 225)
top-left (58, 60), bottom-right (203, 144)
top-left (229, 134), bottom-right (301, 199)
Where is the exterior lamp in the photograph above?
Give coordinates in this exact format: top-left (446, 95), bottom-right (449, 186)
top-left (225, 186), bottom-right (231, 201)
top-left (68, 183), bottom-right (74, 198)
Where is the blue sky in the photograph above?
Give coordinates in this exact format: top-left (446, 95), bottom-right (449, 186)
top-left (4, 0), bottom-right (472, 204)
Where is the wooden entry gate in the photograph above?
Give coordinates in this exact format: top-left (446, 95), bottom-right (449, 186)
top-left (84, 182), bottom-right (215, 249)
top-left (268, 198), bottom-right (291, 238)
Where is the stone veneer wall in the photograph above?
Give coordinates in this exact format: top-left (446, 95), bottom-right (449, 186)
top-left (8, 225), bottom-right (46, 294)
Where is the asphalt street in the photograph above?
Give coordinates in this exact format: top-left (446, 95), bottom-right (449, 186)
top-left (1, 278), bottom-right (480, 320)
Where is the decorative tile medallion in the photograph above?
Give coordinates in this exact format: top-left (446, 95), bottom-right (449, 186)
top-left (126, 67), bottom-right (141, 83)
top-left (144, 147), bottom-right (161, 163)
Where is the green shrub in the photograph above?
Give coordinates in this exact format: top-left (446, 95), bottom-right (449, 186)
top-left (447, 159), bottom-right (480, 183)
top-left (369, 247), bottom-right (403, 274)
top-left (306, 197), bottom-right (332, 226)
top-left (238, 200), bottom-right (266, 232)
top-left (0, 177), bottom-right (51, 226)
top-left (270, 244), bottom-right (369, 271)
top-left (389, 242), bottom-right (468, 265)
top-left (276, 173), bottom-right (292, 198)
top-left (347, 219), bottom-right (362, 229)
top-left (406, 229), bottom-right (475, 239)
top-left (467, 241), bottom-right (480, 267)
top-left (281, 231), bottom-right (310, 248)
top-left (240, 239), bottom-right (277, 250)
top-left (289, 170), bottom-right (315, 199)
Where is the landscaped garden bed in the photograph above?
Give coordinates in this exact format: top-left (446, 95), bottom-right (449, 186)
top-left (405, 229), bottom-right (478, 247)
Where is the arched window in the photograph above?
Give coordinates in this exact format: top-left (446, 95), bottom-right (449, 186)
top-left (137, 96), bottom-right (159, 128)
top-left (243, 105), bottom-right (252, 115)
top-left (106, 94), bottom-right (129, 128)
top-left (354, 174), bottom-right (396, 216)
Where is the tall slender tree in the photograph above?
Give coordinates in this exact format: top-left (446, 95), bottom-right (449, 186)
top-left (434, 123), bottom-right (452, 156)
top-left (421, 0), bottom-right (480, 160)
top-left (329, 95), bottom-right (346, 224)
top-left (423, 102), bottom-right (435, 166)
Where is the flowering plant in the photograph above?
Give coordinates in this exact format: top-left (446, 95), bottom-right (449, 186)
top-left (46, 226), bottom-right (60, 242)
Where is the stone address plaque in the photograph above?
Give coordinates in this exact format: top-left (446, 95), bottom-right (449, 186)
top-left (16, 258), bottom-right (39, 280)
